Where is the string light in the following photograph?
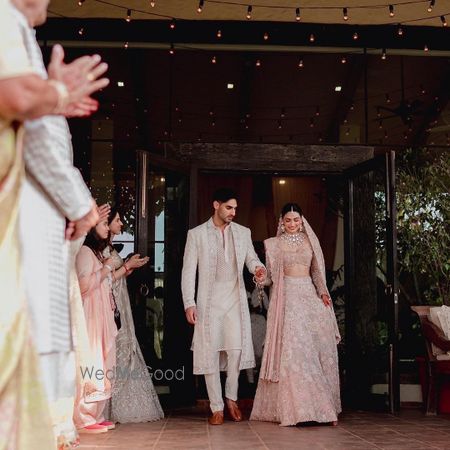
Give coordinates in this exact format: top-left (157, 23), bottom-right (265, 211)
top-left (381, 48), bottom-right (387, 60)
top-left (389, 4), bottom-right (395, 17)
top-left (385, 93), bottom-right (391, 103)
top-left (126, 9), bottom-right (131, 22)
top-left (420, 84), bottom-right (426, 94)
top-left (150, 0), bottom-right (156, 7)
top-left (343, 7), bottom-right (349, 21)
top-left (78, 27), bottom-right (84, 35)
top-left (170, 19), bottom-right (176, 29)
top-left (397, 24), bottom-right (404, 35)
top-left (217, 29), bottom-right (222, 38)
top-left (309, 33), bottom-right (315, 43)
top-left (353, 32), bottom-right (359, 40)
top-left (246, 5), bottom-right (252, 20)
top-left (255, 59), bottom-right (261, 67)
top-left (441, 15), bottom-right (448, 26)
top-left (379, 119), bottom-right (383, 129)
top-left (277, 120), bottom-right (282, 129)
top-left (341, 56), bottom-right (347, 64)
top-left (124, 41), bottom-right (129, 49)
top-left (197, 0), bottom-right (204, 13)
top-left (298, 59), bottom-right (304, 68)
top-left (384, 130), bottom-right (388, 139)
top-left (263, 32), bottom-right (269, 41)
top-left (315, 106), bottom-right (320, 116)
top-left (309, 118), bottom-right (315, 128)
top-left (424, 43), bottom-right (429, 51)
top-left (169, 43), bottom-right (175, 55)
top-left (211, 55), bottom-right (217, 64)
top-left (427, 0), bottom-right (435, 12)
top-left (377, 107), bottom-right (381, 117)
top-left (280, 108), bottom-right (286, 118)
top-left (295, 7), bottom-right (301, 21)
top-left (77, 0), bottom-right (84, 5)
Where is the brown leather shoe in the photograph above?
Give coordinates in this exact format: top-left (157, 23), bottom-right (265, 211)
top-left (208, 411), bottom-right (224, 425)
top-left (225, 399), bottom-right (243, 422)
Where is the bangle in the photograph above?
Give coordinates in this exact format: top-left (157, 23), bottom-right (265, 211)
top-left (104, 263), bottom-right (113, 272)
top-left (48, 80), bottom-right (69, 114)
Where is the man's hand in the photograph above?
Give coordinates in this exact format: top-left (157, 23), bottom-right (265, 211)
top-left (254, 266), bottom-right (266, 284)
top-left (185, 306), bottom-right (197, 325)
top-left (48, 45), bottom-right (109, 117)
top-left (321, 294), bottom-right (332, 308)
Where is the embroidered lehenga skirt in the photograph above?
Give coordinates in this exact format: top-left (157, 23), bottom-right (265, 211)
top-left (251, 276), bottom-right (341, 426)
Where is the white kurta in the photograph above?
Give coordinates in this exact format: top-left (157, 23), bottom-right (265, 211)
top-left (210, 225), bottom-right (241, 351)
top-left (14, 8), bottom-right (93, 355)
top-left (181, 218), bottom-right (264, 374)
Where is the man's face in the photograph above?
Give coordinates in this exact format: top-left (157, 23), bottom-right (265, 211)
top-left (214, 199), bottom-right (237, 225)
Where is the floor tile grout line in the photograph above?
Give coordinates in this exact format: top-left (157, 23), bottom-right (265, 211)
top-left (341, 417), bottom-right (444, 450)
top-left (206, 414), bottom-right (213, 450)
top-left (380, 423), bottom-right (444, 449)
top-left (151, 413), bottom-right (170, 449)
top-left (338, 425), bottom-right (384, 449)
top-left (247, 420), bottom-right (273, 450)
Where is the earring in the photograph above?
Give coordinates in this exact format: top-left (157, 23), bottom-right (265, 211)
top-left (299, 224), bottom-right (303, 232)
top-left (280, 224), bottom-right (285, 233)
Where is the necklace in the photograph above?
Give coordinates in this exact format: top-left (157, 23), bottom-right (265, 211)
top-left (280, 231), bottom-right (305, 246)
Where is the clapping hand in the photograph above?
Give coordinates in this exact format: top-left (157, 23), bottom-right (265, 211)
top-left (126, 254), bottom-right (149, 270)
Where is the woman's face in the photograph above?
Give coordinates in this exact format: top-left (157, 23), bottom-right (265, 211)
top-left (282, 211), bottom-right (303, 234)
top-left (95, 220), bottom-right (109, 240)
top-left (109, 213), bottom-right (123, 236)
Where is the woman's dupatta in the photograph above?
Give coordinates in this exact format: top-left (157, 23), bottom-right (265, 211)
top-left (259, 216), bottom-right (340, 383)
top-left (259, 238), bottom-right (285, 382)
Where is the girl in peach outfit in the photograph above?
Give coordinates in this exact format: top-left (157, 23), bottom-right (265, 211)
top-left (74, 219), bottom-right (118, 434)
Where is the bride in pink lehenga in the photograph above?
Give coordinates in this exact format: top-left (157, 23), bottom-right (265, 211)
top-left (250, 203), bottom-right (341, 426)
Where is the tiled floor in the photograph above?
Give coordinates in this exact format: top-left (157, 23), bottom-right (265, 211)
top-left (79, 409), bottom-right (450, 449)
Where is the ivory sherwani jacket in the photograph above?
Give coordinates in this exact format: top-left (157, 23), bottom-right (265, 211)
top-left (182, 218), bottom-right (264, 375)
top-left (13, 7), bottom-right (93, 354)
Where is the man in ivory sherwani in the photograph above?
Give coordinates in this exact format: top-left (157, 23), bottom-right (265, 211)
top-left (182, 188), bottom-right (266, 425)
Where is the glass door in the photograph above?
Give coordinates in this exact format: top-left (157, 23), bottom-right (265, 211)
top-left (344, 151), bottom-right (399, 413)
top-left (132, 151), bottom-right (194, 406)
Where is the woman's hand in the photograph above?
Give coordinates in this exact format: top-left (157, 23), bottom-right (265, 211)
top-left (103, 257), bottom-right (114, 269)
top-left (254, 266), bottom-right (267, 284)
top-left (126, 254), bottom-right (149, 270)
top-left (321, 294), bottom-right (332, 308)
